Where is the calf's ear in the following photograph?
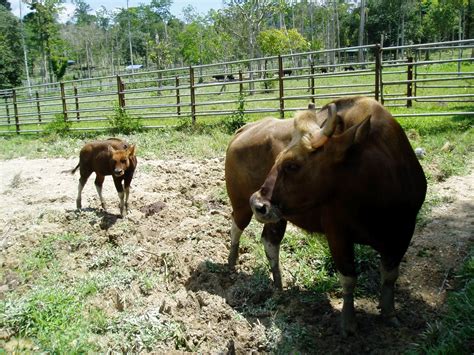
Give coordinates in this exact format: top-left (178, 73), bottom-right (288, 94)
top-left (108, 145), bottom-right (117, 154)
top-left (127, 144), bottom-right (136, 156)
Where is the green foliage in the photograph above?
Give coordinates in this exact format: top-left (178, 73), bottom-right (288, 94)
top-left (50, 55), bottom-right (68, 81)
top-left (408, 247), bottom-right (474, 354)
top-left (108, 104), bottom-right (144, 135)
top-left (43, 113), bottom-right (72, 136)
top-left (0, 7), bottom-right (23, 89)
top-left (222, 93), bottom-right (248, 134)
top-left (257, 28), bottom-right (309, 56)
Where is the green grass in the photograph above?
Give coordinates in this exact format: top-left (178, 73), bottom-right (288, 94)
top-left (0, 231), bottom-right (185, 353)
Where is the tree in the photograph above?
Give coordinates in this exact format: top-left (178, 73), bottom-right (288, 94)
top-left (0, 6), bottom-right (23, 89)
top-left (258, 28), bottom-right (309, 56)
top-left (0, 0), bottom-right (11, 10)
top-left (72, 0), bottom-right (95, 25)
top-left (23, 0), bottom-right (66, 83)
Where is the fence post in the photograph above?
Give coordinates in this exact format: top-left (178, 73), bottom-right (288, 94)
top-left (116, 75), bottom-right (125, 109)
top-left (278, 55), bottom-right (284, 118)
top-left (74, 86), bottom-right (80, 120)
top-left (60, 82), bottom-right (68, 121)
top-left (239, 70), bottom-right (243, 96)
top-left (4, 97), bottom-right (10, 125)
top-left (35, 91), bottom-right (41, 123)
top-left (175, 76), bottom-right (181, 117)
top-left (310, 62), bottom-right (315, 104)
top-left (406, 57), bottom-right (414, 108)
top-left (189, 66), bottom-right (196, 125)
top-left (12, 89), bottom-right (20, 134)
top-left (374, 44), bottom-right (381, 101)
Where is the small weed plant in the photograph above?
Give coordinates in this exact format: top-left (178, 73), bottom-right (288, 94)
top-left (43, 114), bottom-right (71, 136)
top-left (108, 104), bottom-right (143, 135)
top-left (222, 93), bottom-right (248, 134)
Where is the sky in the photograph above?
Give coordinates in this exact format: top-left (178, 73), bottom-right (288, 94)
top-left (10, 0), bottom-right (224, 22)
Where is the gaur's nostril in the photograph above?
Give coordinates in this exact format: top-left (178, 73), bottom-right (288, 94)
top-left (255, 202), bottom-right (267, 215)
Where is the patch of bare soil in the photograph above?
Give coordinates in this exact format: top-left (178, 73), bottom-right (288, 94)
top-left (0, 156), bottom-right (472, 353)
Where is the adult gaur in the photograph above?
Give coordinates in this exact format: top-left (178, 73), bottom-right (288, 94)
top-left (225, 96), bottom-right (426, 336)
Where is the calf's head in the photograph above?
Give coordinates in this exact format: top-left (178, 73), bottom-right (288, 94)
top-left (250, 103), bottom-right (371, 224)
top-left (109, 144), bottom-right (136, 177)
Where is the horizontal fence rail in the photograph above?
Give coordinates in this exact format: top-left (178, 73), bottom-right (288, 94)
top-left (0, 39), bottom-right (473, 135)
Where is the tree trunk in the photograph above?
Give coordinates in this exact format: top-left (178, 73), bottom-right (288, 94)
top-left (358, 0), bottom-right (366, 63)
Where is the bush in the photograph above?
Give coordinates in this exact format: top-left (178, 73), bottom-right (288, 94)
top-left (43, 114), bottom-right (71, 136)
top-left (222, 93), bottom-right (248, 134)
top-left (108, 104), bottom-right (143, 135)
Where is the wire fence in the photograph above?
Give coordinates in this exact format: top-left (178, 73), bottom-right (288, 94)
top-left (0, 39), bottom-right (472, 135)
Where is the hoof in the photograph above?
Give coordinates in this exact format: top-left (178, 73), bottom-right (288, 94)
top-left (227, 250), bottom-right (238, 269)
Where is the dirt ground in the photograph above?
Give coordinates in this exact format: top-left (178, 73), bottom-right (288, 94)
top-left (0, 156), bottom-right (473, 353)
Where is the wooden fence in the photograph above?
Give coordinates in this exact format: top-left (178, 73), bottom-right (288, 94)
top-left (0, 39), bottom-right (473, 135)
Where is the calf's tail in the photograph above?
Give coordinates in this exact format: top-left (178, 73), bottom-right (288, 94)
top-left (62, 162), bottom-right (80, 174)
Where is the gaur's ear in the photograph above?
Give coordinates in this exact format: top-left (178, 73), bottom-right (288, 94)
top-left (354, 115), bottom-right (371, 144)
top-left (127, 144), bottom-right (136, 156)
top-left (328, 115), bottom-right (371, 161)
top-left (307, 102), bottom-right (316, 110)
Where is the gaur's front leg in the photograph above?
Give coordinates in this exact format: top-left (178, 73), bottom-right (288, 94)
top-left (123, 172), bottom-right (134, 216)
top-left (261, 220), bottom-right (287, 290)
top-left (228, 207), bottom-right (252, 269)
top-left (113, 177), bottom-right (125, 217)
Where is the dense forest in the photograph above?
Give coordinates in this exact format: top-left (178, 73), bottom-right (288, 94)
top-left (0, 0), bottom-right (472, 89)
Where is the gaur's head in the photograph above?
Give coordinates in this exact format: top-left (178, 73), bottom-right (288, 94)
top-left (250, 103), bottom-right (371, 224)
top-left (109, 144), bottom-right (136, 177)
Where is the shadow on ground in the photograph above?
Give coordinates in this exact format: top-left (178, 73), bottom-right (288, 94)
top-left (185, 260), bottom-right (436, 354)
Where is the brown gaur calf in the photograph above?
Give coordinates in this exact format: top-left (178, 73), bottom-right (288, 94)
top-left (70, 138), bottom-right (137, 217)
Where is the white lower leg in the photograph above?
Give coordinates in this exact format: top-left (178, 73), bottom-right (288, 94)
top-left (338, 272), bottom-right (357, 336)
top-left (262, 237), bottom-right (282, 289)
top-left (228, 220), bottom-right (243, 268)
top-left (95, 185), bottom-right (106, 209)
top-left (124, 187), bottom-right (130, 212)
top-left (76, 182), bottom-right (84, 209)
top-left (118, 191), bottom-right (125, 216)
top-left (380, 264), bottom-right (399, 318)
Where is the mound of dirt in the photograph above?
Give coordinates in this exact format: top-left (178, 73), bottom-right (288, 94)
top-left (0, 156), bottom-right (472, 353)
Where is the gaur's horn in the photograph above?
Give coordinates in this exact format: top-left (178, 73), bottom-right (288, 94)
top-left (322, 103), bottom-right (339, 137)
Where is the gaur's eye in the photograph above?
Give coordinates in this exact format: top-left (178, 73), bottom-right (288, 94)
top-left (121, 159), bottom-right (127, 164)
top-left (283, 161), bottom-right (301, 174)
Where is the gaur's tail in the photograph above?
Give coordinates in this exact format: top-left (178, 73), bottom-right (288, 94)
top-left (62, 162), bottom-right (80, 174)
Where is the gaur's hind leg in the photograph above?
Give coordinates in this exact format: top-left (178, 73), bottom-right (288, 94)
top-left (77, 170), bottom-right (92, 209)
top-left (379, 254), bottom-right (402, 326)
top-left (94, 174), bottom-right (106, 210)
top-left (228, 207), bottom-right (252, 269)
top-left (327, 236), bottom-right (357, 337)
top-left (261, 219), bottom-right (287, 290)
